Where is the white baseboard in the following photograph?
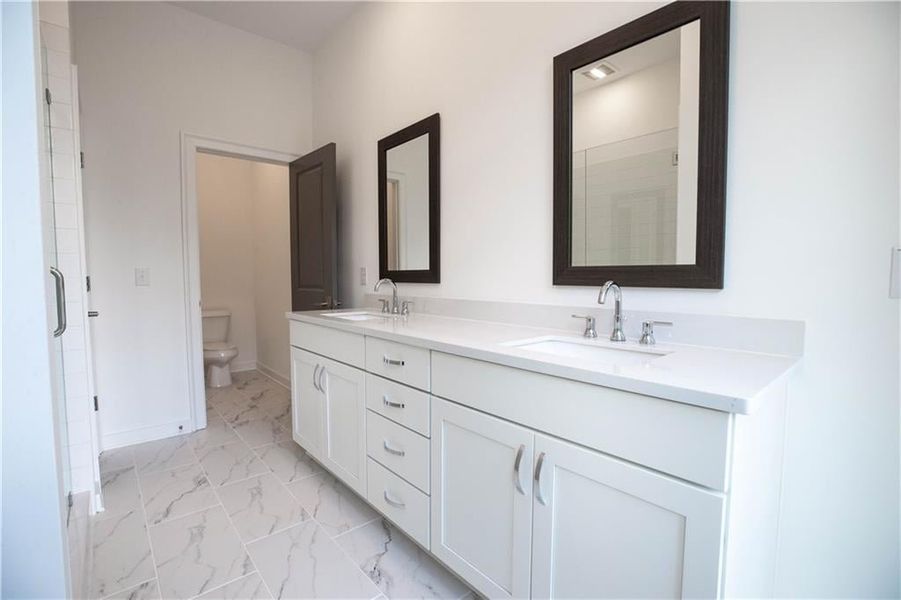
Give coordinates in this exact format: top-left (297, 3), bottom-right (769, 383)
top-left (231, 360), bottom-right (258, 373)
top-left (101, 418), bottom-right (194, 451)
top-left (256, 361), bottom-right (289, 389)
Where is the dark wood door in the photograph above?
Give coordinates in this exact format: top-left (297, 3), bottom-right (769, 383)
top-left (289, 143), bottom-right (338, 310)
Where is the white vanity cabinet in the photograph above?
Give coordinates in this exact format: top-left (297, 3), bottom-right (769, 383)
top-left (530, 434), bottom-right (724, 599)
top-left (289, 325), bottom-right (367, 496)
top-left (431, 398), bottom-right (535, 599)
top-left (431, 397), bottom-right (724, 600)
top-left (290, 347), bottom-right (324, 457)
top-left (289, 313), bottom-right (791, 600)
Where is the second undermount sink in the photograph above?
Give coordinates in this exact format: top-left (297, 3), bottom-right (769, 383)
top-left (320, 311), bottom-right (389, 322)
top-left (504, 336), bottom-right (668, 367)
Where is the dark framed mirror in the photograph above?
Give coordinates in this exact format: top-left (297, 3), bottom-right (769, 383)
top-left (553, 1), bottom-right (729, 288)
top-left (378, 113), bottom-right (440, 283)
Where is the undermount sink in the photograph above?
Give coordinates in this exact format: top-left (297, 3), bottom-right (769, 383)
top-left (504, 336), bottom-right (668, 367)
top-left (320, 311), bottom-right (389, 322)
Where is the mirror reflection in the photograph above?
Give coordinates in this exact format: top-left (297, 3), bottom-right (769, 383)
top-left (570, 20), bottom-right (700, 267)
top-left (385, 133), bottom-right (430, 271)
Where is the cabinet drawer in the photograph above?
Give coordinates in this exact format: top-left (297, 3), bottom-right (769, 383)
top-left (365, 337), bottom-right (430, 391)
top-left (290, 320), bottom-right (364, 368)
top-left (365, 374), bottom-right (430, 436)
top-left (367, 458), bottom-right (430, 548)
top-left (432, 352), bottom-right (732, 491)
top-left (366, 411), bottom-right (430, 493)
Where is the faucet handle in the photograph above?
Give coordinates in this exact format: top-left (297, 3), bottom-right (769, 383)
top-left (571, 314), bottom-right (598, 339)
top-left (401, 300), bottom-right (414, 316)
top-left (377, 298), bottom-right (390, 313)
top-left (639, 320), bottom-right (673, 345)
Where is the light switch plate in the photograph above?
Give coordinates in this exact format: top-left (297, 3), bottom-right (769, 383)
top-left (890, 248), bottom-right (901, 299)
top-left (135, 267), bottom-right (150, 287)
top-left (360, 267), bottom-right (368, 286)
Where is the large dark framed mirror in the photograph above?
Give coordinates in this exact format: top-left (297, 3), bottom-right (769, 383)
top-left (553, 1), bottom-right (729, 288)
top-left (378, 113), bottom-right (440, 283)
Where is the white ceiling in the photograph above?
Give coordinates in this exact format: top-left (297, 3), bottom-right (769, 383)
top-left (170, 1), bottom-right (360, 52)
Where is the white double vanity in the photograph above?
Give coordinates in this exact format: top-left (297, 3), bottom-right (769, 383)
top-left (286, 302), bottom-right (799, 599)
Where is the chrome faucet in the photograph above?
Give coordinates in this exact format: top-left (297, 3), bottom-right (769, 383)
top-left (571, 314), bottom-right (598, 339)
top-left (374, 278), bottom-right (399, 314)
top-left (597, 280), bottom-right (626, 342)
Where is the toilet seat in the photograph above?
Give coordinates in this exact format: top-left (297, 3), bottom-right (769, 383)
top-left (203, 342), bottom-right (238, 360)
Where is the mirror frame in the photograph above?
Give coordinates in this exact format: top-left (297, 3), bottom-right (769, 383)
top-left (378, 113), bottom-right (441, 283)
top-left (553, 1), bottom-right (729, 289)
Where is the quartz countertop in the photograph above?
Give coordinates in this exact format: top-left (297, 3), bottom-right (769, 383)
top-left (286, 309), bottom-right (799, 414)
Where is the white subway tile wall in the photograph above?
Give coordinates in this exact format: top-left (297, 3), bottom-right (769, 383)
top-left (40, 0), bottom-right (98, 496)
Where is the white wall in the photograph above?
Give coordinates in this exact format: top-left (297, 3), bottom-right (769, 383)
top-left (313, 3), bottom-right (900, 596)
top-left (198, 153), bottom-right (258, 371)
top-left (251, 161), bottom-right (291, 382)
top-left (197, 153), bottom-right (291, 380)
top-left (72, 1), bottom-right (312, 447)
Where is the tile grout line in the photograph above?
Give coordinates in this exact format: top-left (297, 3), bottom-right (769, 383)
top-left (131, 450), bottom-right (164, 600)
top-left (187, 411), bottom-right (278, 600)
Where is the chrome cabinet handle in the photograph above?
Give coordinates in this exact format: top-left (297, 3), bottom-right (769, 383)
top-left (318, 366), bottom-right (327, 392)
top-left (383, 440), bottom-right (405, 457)
top-left (382, 396), bottom-right (405, 409)
top-left (383, 356), bottom-right (405, 367)
top-left (50, 267), bottom-right (67, 337)
top-left (312, 365), bottom-right (321, 392)
top-left (513, 444), bottom-right (526, 495)
top-left (534, 452), bottom-right (548, 505)
top-left (383, 490), bottom-right (405, 509)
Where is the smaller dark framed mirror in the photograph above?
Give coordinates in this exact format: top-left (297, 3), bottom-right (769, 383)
top-left (553, 1), bottom-right (729, 288)
top-left (378, 113), bottom-right (441, 283)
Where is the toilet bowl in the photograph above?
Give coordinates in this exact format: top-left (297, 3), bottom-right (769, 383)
top-left (201, 309), bottom-right (239, 387)
top-left (203, 342), bottom-right (239, 387)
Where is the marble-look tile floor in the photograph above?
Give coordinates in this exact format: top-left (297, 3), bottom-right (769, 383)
top-left (91, 370), bottom-right (472, 600)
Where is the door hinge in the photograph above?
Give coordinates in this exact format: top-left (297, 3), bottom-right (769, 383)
top-left (93, 395), bottom-right (99, 411)
top-left (80, 151), bottom-right (85, 169)
top-left (86, 275), bottom-right (91, 292)
top-left (44, 88), bottom-right (52, 105)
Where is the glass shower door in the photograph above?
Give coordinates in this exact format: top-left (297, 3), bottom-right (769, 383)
top-left (42, 41), bottom-right (73, 511)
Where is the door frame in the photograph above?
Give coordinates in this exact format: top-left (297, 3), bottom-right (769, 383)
top-left (179, 132), bottom-right (298, 431)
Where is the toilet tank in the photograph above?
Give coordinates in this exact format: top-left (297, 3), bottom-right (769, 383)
top-left (201, 309), bottom-right (231, 343)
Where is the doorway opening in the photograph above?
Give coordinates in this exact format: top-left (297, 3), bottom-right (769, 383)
top-left (180, 135), bottom-right (297, 430)
top-left (196, 151), bottom-right (291, 388)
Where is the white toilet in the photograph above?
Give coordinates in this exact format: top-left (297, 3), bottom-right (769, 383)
top-left (202, 309), bottom-right (239, 388)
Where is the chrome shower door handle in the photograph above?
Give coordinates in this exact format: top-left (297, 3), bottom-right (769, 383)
top-left (513, 444), bottom-right (526, 495)
top-left (534, 451), bottom-right (548, 505)
top-left (50, 267), bottom-right (67, 337)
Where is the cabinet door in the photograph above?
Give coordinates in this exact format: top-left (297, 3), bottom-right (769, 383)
top-left (531, 434), bottom-right (725, 599)
top-left (319, 356), bottom-right (367, 495)
top-left (290, 347), bottom-right (323, 459)
top-left (431, 398), bottom-right (534, 599)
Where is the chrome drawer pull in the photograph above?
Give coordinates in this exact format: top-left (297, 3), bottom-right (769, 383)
top-left (383, 355), bottom-right (405, 367)
top-left (312, 365), bottom-right (321, 392)
top-left (383, 490), bottom-right (405, 509)
top-left (382, 396), bottom-right (405, 409)
top-left (383, 440), bottom-right (405, 457)
top-left (513, 444), bottom-right (526, 495)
